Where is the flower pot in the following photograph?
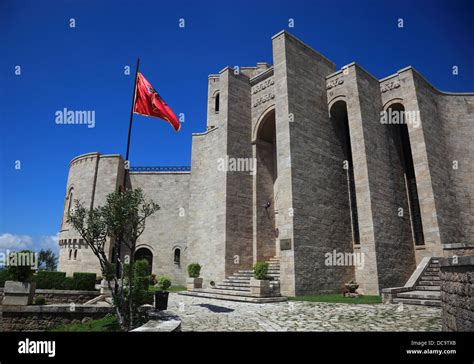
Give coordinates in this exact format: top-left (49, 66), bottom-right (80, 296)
top-left (3, 281), bottom-right (36, 306)
top-left (345, 283), bottom-right (359, 293)
top-left (186, 277), bottom-right (203, 291)
top-left (249, 278), bottom-right (271, 297)
top-left (154, 291), bottom-right (169, 311)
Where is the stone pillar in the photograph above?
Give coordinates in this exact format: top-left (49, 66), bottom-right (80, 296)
top-left (344, 63), bottom-right (417, 294)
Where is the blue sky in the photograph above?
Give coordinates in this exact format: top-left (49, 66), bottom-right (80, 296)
top-left (0, 0), bottom-right (473, 255)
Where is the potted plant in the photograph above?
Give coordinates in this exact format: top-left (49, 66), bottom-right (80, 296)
top-left (250, 261), bottom-right (271, 297)
top-left (345, 279), bottom-right (359, 294)
top-left (3, 250), bottom-right (36, 306)
top-left (186, 263), bottom-right (202, 291)
top-left (154, 276), bottom-right (171, 311)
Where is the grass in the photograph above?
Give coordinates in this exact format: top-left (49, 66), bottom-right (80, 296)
top-left (289, 294), bottom-right (382, 304)
top-left (51, 315), bottom-right (121, 332)
top-left (167, 285), bottom-right (186, 292)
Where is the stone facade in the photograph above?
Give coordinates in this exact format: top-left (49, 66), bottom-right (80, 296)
top-left (58, 31), bottom-right (474, 296)
top-left (439, 256), bottom-right (473, 331)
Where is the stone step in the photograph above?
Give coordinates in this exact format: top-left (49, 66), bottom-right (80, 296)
top-left (418, 281), bottom-right (441, 286)
top-left (178, 291), bottom-right (287, 304)
top-left (426, 267), bottom-right (440, 272)
top-left (420, 275), bottom-right (440, 281)
top-left (397, 290), bottom-right (440, 300)
top-left (422, 271), bottom-right (439, 276)
top-left (219, 282), bottom-right (250, 288)
top-left (429, 263), bottom-right (440, 268)
top-left (392, 298), bottom-right (441, 307)
top-left (415, 285), bottom-right (440, 291)
top-left (214, 286), bottom-right (251, 292)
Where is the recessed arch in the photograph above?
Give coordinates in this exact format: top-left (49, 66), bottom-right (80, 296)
top-left (134, 247), bottom-right (153, 275)
top-left (252, 105), bottom-right (276, 143)
top-left (385, 102), bottom-right (425, 246)
top-left (329, 100), bottom-right (360, 246)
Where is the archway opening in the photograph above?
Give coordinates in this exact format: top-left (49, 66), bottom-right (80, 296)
top-left (387, 103), bottom-right (424, 246)
top-left (330, 100), bottom-right (360, 246)
top-left (255, 109), bottom-right (277, 261)
top-left (134, 247), bottom-right (153, 275)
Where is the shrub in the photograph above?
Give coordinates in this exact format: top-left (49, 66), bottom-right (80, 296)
top-left (35, 271), bottom-right (67, 289)
top-left (6, 250), bottom-right (35, 282)
top-left (72, 273), bottom-right (97, 291)
top-left (62, 277), bottom-right (75, 290)
top-left (253, 261), bottom-right (268, 280)
top-left (187, 263), bottom-right (201, 278)
top-left (131, 260), bottom-right (153, 306)
top-left (34, 295), bottom-right (46, 305)
top-left (157, 276), bottom-right (171, 291)
top-left (0, 269), bottom-right (9, 287)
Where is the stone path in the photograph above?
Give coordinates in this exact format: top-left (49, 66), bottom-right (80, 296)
top-left (167, 293), bottom-right (441, 332)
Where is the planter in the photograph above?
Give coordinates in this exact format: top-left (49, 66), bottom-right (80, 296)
top-left (250, 278), bottom-right (271, 297)
top-left (154, 291), bottom-right (169, 311)
top-left (186, 277), bottom-right (203, 291)
top-left (99, 279), bottom-right (113, 297)
top-left (345, 283), bottom-right (359, 294)
top-left (3, 281), bottom-right (36, 306)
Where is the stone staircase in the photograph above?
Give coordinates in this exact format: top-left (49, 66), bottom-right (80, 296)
top-left (391, 258), bottom-right (441, 307)
top-left (179, 257), bottom-right (287, 303)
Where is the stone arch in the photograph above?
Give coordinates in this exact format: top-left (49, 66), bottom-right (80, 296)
top-left (327, 95), bottom-right (347, 111)
top-left (384, 102), bottom-right (425, 246)
top-left (254, 107), bottom-right (277, 261)
top-left (134, 247), bottom-right (153, 275)
top-left (252, 105), bottom-right (276, 143)
top-left (329, 99), bottom-right (360, 246)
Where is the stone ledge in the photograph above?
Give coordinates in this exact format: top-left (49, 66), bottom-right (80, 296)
top-left (35, 289), bottom-right (100, 296)
top-left (439, 256), bottom-right (474, 267)
top-left (443, 242), bottom-right (474, 250)
top-left (0, 304), bottom-right (113, 314)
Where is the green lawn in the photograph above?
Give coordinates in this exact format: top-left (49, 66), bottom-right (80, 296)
top-left (51, 315), bottom-right (120, 332)
top-left (289, 294), bottom-right (382, 304)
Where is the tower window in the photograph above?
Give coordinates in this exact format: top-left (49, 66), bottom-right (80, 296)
top-left (69, 249), bottom-right (72, 260)
top-left (74, 249), bottom-right (78, 260)
top-left (67, 187), bottom-right (74, 217)
top-left (214, 93), bottom-right (220, 113)
top-left (174, 248), bottom-right (181, 265)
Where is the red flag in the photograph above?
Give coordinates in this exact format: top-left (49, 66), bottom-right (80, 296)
top-left (133, 72), bottom-right (181, 132)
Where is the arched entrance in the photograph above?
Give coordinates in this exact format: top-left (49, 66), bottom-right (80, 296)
top-left (254, 108), bottom-right (277, 261)
top-left (329, 100), bottom-right (360, 246)
top-left (134, 247), bottom-right (153, 275)
top-left (387, 103), bottom-right (424, 246)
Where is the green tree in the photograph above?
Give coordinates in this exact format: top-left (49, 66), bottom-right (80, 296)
top-left (68, 188), bottom-right (159, 330)
top-left (38, 249), bottom-right (58, 271)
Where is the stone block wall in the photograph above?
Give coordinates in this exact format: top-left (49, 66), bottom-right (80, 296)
top-left (130, 172), bottom-right (190, 285)
top-left (0, 305), bottom-right (113, 332)
top-left (439, 256), bottom-right (473, 332)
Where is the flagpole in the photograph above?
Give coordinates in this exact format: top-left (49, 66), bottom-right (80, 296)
top-left (124, 58), bottom-right (140, 188)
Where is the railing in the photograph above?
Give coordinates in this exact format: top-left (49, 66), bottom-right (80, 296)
top-left (129, 166), bottom-right (191, 172)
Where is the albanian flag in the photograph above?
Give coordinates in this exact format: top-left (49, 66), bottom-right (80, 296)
top-left (133, 72), bottom-right (181, 132)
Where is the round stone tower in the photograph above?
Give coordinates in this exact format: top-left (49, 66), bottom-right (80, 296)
top-left (57, 152), bottom-right (125, 277)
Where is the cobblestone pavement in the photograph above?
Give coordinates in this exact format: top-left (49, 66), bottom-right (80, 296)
top-left (167, 293), bottom-right (441, 332)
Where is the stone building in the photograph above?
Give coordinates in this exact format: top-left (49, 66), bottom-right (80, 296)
top-left (58, 31), bottom-right (473, 297)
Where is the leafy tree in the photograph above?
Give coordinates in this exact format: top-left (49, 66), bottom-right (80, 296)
top-left (38, 249), bottom-right (58, 271)
top-left (68, 188), bottom-right (159, 330)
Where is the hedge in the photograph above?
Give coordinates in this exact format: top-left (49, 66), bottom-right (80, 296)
top-left (34, 271), bottom-right (67, 289)
top-left (0, 269), bottom-right (9, 287)
top-left (72, 272), bottom-right (96, 291)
